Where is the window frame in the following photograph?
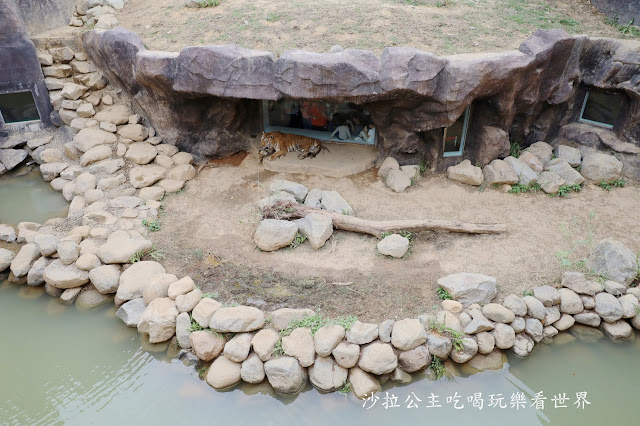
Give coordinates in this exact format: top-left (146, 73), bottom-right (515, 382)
top-left (261, 100), bottom-right (376, 146)
top-left (578, 89), bottom-right (622, 130)
top-left (0, 89), bottom-right (42, 126)
top-left (442, 105), bottom-right (470, 157)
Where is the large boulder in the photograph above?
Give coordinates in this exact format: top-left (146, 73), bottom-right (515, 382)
top-left (385, 168), bottom-right (411, 192)
top-left (254, 219), bottom-right (298, 251)
top-left (270, 308), bottom-right (316, 331)
top-left (580, 153), bottom-right (623, 183)
top-left (73, 128), bottom-right (117, 152)
top-left (206, 356), bottom-right (242, 389)
top-left (314, 324), bottom-right (345, 356)
top-left (137, 297), bottom-right (179, 343)
top-left (269, 180), bottom-right (308, 202)
top-left (42, 260), bottom-right (90, 289)
top-left (391, 318), bottom-right (427, 350)
top-left (282, 327), bottom-right (315, 367)
top-left (358, 342), bottom-right (398, 375)
top-left (447, 159), bottom-right (484, 186)
top-left (437, 273), bottom-right (497, 307)
top-left (589, 239), bottom-right (638, 285)
top-left (503, 156), bottom-right (538, 185)
top-left (594, 292), bottom-right (623, 323)
top-left (89, 264), bottom-right (121, 294)
top-left (483, 159), bottom-right (518, 185)
top-left (115, 261), bottom-right (166, 303)
top-left (309, 355), bottom-right (348, 392)
top-left (10, 243), bottom-right (41, 277)
top-left (377, 234), bottom-right (410, 258)
top-left (97, 230), bottom-right (153, 264)
top-left (293, 213), bottom-right (333, 250)
top-left (348, 367), bottom-right (380, 399)
top-left (209, 306), bottom-right (265, 332)
top-left (189, 330), bottom-right (225, 361)
top-left (116, 298), bottom-right (147, 327)
top-left (264, 356), bottom-right (307, 394)
top-left (0, 248), bottom-right (16, 272)
top-left (544, 158), bottom-right (584, 186)
top-left (0, 149), bottom-right (28, 171)
top-left (398, 344), bottom-right (431, 372)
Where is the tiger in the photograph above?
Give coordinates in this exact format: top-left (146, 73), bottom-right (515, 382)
top-left (258, 131), bottom-right (328, 163)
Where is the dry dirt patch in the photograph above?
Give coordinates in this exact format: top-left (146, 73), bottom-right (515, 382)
top-left (149, 155), bottom-right (640, 323)
top-left (114, 0), bottom-right (635, 55)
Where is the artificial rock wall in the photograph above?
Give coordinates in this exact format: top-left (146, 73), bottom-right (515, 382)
top-left (82, 28), bottom-right (640, 176)
top-left (0, 0), bottom-right (53, 133)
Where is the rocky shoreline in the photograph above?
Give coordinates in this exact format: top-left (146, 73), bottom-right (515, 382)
top-left (2, 42), bottom-right (640, 400)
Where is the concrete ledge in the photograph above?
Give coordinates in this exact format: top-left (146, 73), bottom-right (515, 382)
top-left (250, 140), bottom-right (377, 178)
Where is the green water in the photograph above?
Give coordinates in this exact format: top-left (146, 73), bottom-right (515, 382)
top-left (0, 168), bottom-right (68, 225)
top-left (0, 281), bottom-right (637, 426)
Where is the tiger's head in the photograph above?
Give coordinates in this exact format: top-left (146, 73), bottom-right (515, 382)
top-left (258, 132), bottom-right (277, 163)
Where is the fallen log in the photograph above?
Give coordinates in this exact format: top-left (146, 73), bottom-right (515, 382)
top-left (262, 202), bottom-right (507, 238)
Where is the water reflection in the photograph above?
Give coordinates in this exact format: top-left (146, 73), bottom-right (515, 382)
top-left (0, 280), bottom-right (638, 426)
top-left (0, 168), bottom-right (68, 225)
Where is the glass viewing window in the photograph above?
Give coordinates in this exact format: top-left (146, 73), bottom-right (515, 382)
top-left (262, 100), bottom-right (376, 145)
top-left (443, 106), bottom-right (470, 157)
top-left (579, 88), bottom-right (624, 129)
top-left (0, 91), bottom-right (41, 124)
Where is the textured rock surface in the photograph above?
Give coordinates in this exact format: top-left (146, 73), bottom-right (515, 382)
top-left (437, 273), bottom-right (497, 307)
top-left (82, 28), bottom-right (640, 169)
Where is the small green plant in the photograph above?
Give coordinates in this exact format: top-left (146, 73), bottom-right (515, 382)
top-left (559, 18), bottom-right (578, 27)
top-left (337, 382), bottom-right (352, 395)
top-left (333, 315), bottom-right (358, 331)
top-left (142, 218), bottom-right (161, 232)
top-left (380, 230), bottom-right (413, 241)
top-left (202, 291), bottom-right (219, 299)
top-left (148, 247), bottom-right (166, 261)
top-left (266, 12), bottom-right (281, 22)
top-left (634, 304), bottom-right (640, 316)
top-left (522, 289), bottom-right (534, 297)
top-left (130, 249), bottom-right (146, 263)
top-left (290, 232), bottom-right (307, 249)
top-left (509, 140), bottom-right (522, 158)
top-left (508, 182), bottom-right (542, 194)
top-left (272, 338), bottom-right (285, 357)
top-left (553, 184), bottom-right (582, 197)
top-left (429, 318), bottom-right (464, 350)
top-left (598, 179), bottom-right (626, 191)
top-left (430, 356), bottom-right (446, 379)
top-left (436, 287), bottom-right (453, 301)
top-left (605, 15), bottom-right (640, 36)
top-left (197, 366), bottom-right (207, 380)
top-left (418, 158), bottom-right (429, 177)
top-left (189, 317), bottom-right (204, 332)
top-left (196, 0), bottom-right (220, 7)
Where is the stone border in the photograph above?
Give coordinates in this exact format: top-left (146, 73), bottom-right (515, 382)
top-left (2, 43), bottom-right (640, 401)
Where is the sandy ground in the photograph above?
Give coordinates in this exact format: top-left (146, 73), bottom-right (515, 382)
top-left (111, 0), bottom-right (636, 55)
top-left (150, 154), bottom-right (640, 323)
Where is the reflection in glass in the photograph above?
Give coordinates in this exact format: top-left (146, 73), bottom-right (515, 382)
top-left (262, 100), bottom-right (375, 145)
top-left (0, 91), bottom-right (40, 124)
top-left (443, 106), bottom-right (470, 157)
top-left (579, 88), bottom-right (624, 129)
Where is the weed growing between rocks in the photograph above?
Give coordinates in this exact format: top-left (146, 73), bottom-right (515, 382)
top-left (508, 182), bottom-right (542, 194)
top-left (553, 184), bottom-right (582, 197)
top-left (522, 289), bottom-right (534, 297)
top-left (289, 232), bottom-right (307, 249)
top-left (142, 218), bottom-right (161, 232)
top-left (429, 356), bottom-right (446, 379)
top-left (337, 382), bottom-right (352, 395)
top-left (189, 316), bottom-right (204, 332)
top-left (605, 15), bottom-right (640, 37)
top-left (201, 292), bottom-right (219, 299)
top-left (429, 317), bottom-right (464, 350)
top-left (509, 140), bottom-right (522, 158)
top-left (436, 287), bottom-right (453, 301)
top-left (598, 179), bottom-right (626, 191)
top-left (555, 211), bottom-right (595, 270)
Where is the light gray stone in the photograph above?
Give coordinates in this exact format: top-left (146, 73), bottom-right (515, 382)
top-left (192, 298), bottom-right (222, 328)
top-left (398, 344), bottom-right (431, 373)
top-left (594, 292), bottom-right (623, 323)
top-left (447, 159), bottom-right (483, 185)
top-left (116, 261), bottom-right (166, 303)
top-left (559, 288), bottom-right (584, 314)
top-left (264, 356), bottom-right (307, 394)
top-left (533, 285), bottom-right (561, 307)
top-left (269, 180), bottom-right (308, 202)
top-left (482, 303), bottom-right (516, 323)
top-left (537, 171), bottom-right (565, 194)
top-left (116, 298), bottom-right (147, 327)
top-left (359, 342), bottom-right (398, 375)
top-left (391, 318), bottom-right (427, 350)
top-left (522, 295), bottom-right (546, 320)
top-left (309, 355), bottom-right (348, 391)
top-left (251, 329), bottom-right (280, 362)
top-left (589, 239), bottom-right (638, 285)
top-left (525, 318), bottom-right (544, 342)
top-left (573, 311), bottom-right (601, 327)
top-left (43, 259), bottom-right (90, 289)
top-left (483, 159), bottom-right (518, 184)
top-left (502, 294), bottom-right (527, 316)
top-left (241, 353), bottom-right (265, 384)
top-left (580, 153), bottom-right (623, 183)
top-left (492, 323), bottom-right (516, 349)
top-left (346, 321), bottom-right (379, 345)
top-left (254, 219), bottom-right (298, 251)
top-left (449, 337), bottom-right (478, 363)
top-left (386, 168), bottom-right (412, 192)
top-left (561, 271), bottom-right (602, 296)
top-left (10, 244), bottom-right (41, 277)
top-left (223, 333), bottom-right (253, 363)
top-left (544, 158), bottom-right (584, 186)
top-left (555, 145), bottom-right (581, 167)
top-left (320, 190), bottom-right (354, 215)
top-left (293, 213), bottom-right (333, 250)
top-left (332, 342), bottom-right (360, 368)
top-left (206, 356), bottom-right (241, 390)
top-left (314, 324), bottom-right (345, 356)
top-left (210, 306), bottom-right (265, 332)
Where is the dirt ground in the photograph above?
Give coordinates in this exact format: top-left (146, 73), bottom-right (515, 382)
top-left (112, 0), bottom-right (637, 55)
top-left (149, 153), bottom-right (640, 323)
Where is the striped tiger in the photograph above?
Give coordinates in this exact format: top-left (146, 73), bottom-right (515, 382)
top-left (258, 131), bottom-right (326, 163)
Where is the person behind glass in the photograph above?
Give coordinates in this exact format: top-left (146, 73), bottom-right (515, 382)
top-left (301, 101), bottom-right (329, 130)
